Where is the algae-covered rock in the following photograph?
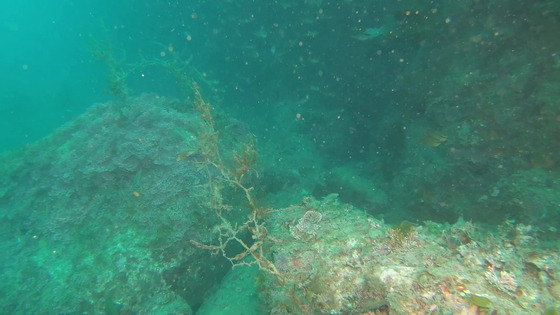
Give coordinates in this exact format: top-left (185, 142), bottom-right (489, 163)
top-left (256, 195), bottom-right (559, 314)
top-left (0, 95), bottom-right (249, 313)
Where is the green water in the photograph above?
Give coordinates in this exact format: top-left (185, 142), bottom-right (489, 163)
top-left (1, 0), bottom-right (559, 313)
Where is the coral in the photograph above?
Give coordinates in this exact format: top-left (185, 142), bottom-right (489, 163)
top-left (184, 84), bottom-right (305, 308)
top-left (289, 210), bottom-right (322, 240)
top-left (485, 265), bottom-right (519, 295)
top-left (384, 221), bottom-right (419, 251)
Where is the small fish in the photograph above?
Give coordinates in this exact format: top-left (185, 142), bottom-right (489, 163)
top-left (422, 130), bottom-right (447, 147)
top-left (353, 27), bottom-right (385, 41)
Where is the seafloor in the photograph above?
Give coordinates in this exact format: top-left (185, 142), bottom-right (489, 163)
top-left (0, 93), bottom-right (558, 314)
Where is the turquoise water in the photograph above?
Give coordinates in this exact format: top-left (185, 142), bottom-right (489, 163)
top-left (1, 0), bottom-right (559, 313)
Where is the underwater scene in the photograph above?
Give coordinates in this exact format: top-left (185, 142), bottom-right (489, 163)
top-left (1, 0), bottom-right (559, 314)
